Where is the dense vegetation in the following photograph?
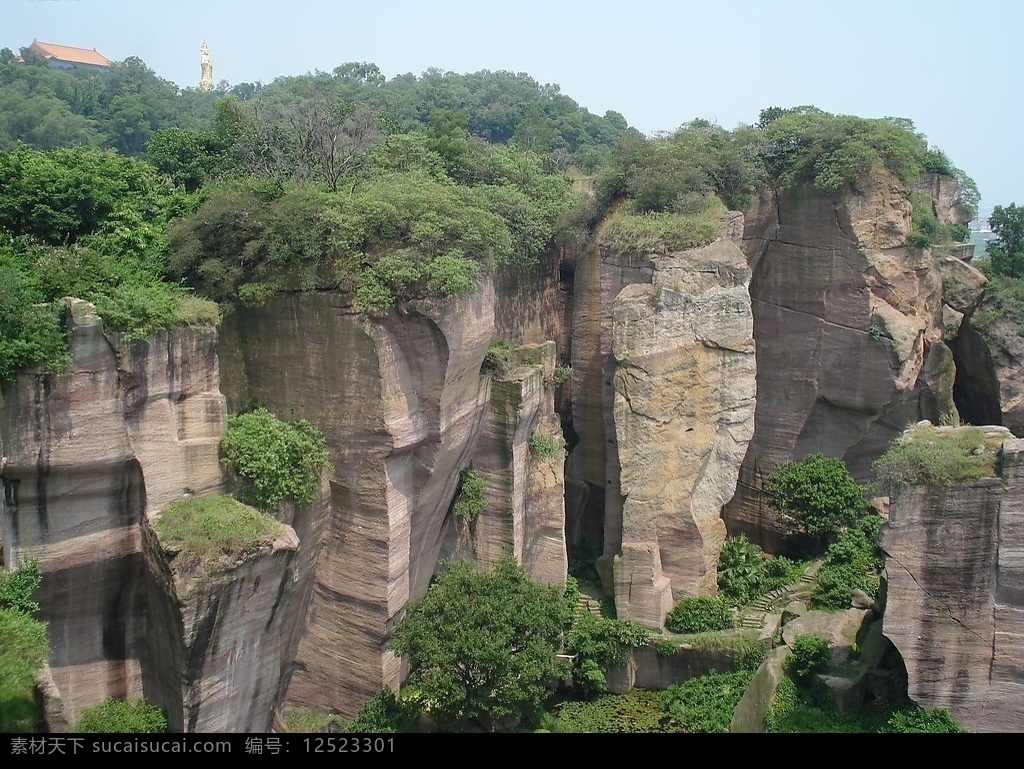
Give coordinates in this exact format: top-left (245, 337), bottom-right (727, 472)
top-left (0, 49), bottom-right (978, 384)
top-left (0, 558), bottom-right (47, 732)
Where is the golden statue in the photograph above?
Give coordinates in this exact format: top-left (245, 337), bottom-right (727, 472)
top-left (199, 40), bottom-right (213, 92)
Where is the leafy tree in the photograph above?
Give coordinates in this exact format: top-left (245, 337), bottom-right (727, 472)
top-left (388, 556), bottom-right (573, 732)
top-left (764, 453), bottom-right (868, 554)
top-left (73, 697), bottom-right (168, 733)
top-left (986, 203), bottom-right (1024, 278)
top-left (0, 145), bottom-right (167, 246)
top-left (811, 513), bottom-right (884, 611)
top-left (220, 407), bottom-right (330, 511)
top-left (0, 263), bottom-right (69, 382)
top-left (344, 688), bottom-right (414, 733)
top-left (564, 613), bottom-right (649, 696)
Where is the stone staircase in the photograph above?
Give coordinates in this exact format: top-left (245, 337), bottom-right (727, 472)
top-left (739, 561), bottom-right (822, 630)
top-left (576, 584), bottom-right (606, 618)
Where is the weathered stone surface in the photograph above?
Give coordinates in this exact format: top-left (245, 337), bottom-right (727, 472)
top-left (631, 645), bottom-right (738, 690)
top-left (880, 436), bottom-right (1024, 732)
top-left (610, 236), bottom-right (756, 626)
top-left (144, 515), bottom-right (304, 733)
top-left (724, 172), bottom-right (962, 549)
top-left (567, 207), bottom-right (755, 621)
top-left (219, 286), bottom-right (567, 718)
top-left (731, 646), bottom-right (791, 733)
top-left (0, 300), bottom-right (225, 725)
top-left (447, 342), bottom-right (567, 586)
top-left (939, 255), bottom-right (987, 315)
top-left (913, 172), bottom-right (975, 230)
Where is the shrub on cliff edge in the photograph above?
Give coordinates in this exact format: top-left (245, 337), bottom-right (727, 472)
top-left (220, 407), bottom-right (330, 511)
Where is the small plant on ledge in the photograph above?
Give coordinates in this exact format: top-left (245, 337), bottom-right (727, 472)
top-left (453, 468), bottom-right (486, 522)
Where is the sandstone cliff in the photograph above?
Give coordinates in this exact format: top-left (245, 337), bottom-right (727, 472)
top-left (723, 170), bottom-right (983, 550)
top-left (218, 284), bottom-right (568, 719)
top-left (0, 299), bottom-right (226, 726)
top-left (880, 429), bottom-right (1024, 733)
top-left (566, 214), bottom-right (756, 629)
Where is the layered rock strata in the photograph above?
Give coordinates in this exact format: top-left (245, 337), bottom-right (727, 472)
top-left (0, 299), bottom-right (225, 725)
top-left (219, 285), bottom-right (568, 718)
top-left (611, 235), bottom-right (756, 627)
top-left (880, 430), bottom-right (1024, 733)
top-left (724, 172), bottom-right (980, 549)
top-left (143, 515), bottom-right (305, 733)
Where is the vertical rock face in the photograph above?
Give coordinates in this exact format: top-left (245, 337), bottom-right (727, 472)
top-left (219, 285), bottom-right (567, 718)
top-left (446, 341), bottom-right (567, 585)
top-left (0, 299), bottom-right (225, 725)
top-left (880, 433), bottom-right (1024, 733)
top-left (144, 521), bottom-right (303, 733)
top-left (951, 309), bottom-right (1024, 437)
top-left (723, 172), bottom-right (977, 549)
top-left (567, 215), bottom-right (756, 628)
top-left (610, 236), bottom-right (756, 627)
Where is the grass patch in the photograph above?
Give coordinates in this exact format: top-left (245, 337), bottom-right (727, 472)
top-left (597, 197), bottom-right (727, 255)
top-left (661, 627), bottom-right (762, 653)
top-left (873, 423), bottom-right (1000, 491)
top-left (154, 494), bottom-right (283, 567)
top-left (280, 707), bottom-right (347, 733)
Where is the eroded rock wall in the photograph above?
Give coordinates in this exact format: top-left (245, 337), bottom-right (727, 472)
top-left (152, 524), bottom-right (304, 733)
top-left (445, 342), bottom-right (567, 585)
top-left (724, 172), bottom-right (980, 549)
top-left (219, 285), bottom-right (568, 718)
top-left (611, 236), bottom-right (756, 627)
top-left (880, 434), bottom-right (1024, 733)
top-left (0, 299), bottom-right (225, 725)
top-left (951, 308), bottom-right (1024, 437)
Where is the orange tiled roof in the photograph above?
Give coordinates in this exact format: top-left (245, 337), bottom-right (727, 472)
top-left (29, 40), bottom-right (111, 67)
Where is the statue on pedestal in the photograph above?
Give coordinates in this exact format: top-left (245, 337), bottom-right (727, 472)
top-left (199, 40), bottom-right (213, 92)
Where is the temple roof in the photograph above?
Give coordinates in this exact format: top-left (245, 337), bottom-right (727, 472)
top-left (28, 40), bottom-right (112, 67)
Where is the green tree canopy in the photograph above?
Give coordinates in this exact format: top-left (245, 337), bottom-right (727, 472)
top-left (388, 556), bottom-right (573, 732)
top-left (764, 453), bottom-right (868, 554)
top-left (0, 557), bottom-right (48, 732)
top-left (986, 203), bottom-right (1024, 278)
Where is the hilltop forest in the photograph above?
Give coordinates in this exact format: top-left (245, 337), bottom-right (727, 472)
top-left (0, 48), bottom-right (993, 384)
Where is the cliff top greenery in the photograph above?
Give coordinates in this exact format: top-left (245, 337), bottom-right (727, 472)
top-left (873, 423), bottom-right (1002, 491)
top-left (154, 494), bottom-right (284, 567)
top-left (0, 53), bottom-right (979, 383)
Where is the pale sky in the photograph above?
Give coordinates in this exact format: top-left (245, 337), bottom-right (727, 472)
top-left (6, 0), bottom-right (1021, 214)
